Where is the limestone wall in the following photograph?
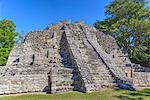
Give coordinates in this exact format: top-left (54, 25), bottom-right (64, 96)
top-left (6, 43), bottom-right (34, 66)
top-left (95, 30), bottom-right (131, 67)
top-left (133, 72), bottom-right (150, 87)
top-left (0, 74), bottom-right (48, 94)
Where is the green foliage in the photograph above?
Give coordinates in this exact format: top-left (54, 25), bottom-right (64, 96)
top-left (94, 0), bottom-right (150, 66)
top-left (0, 19), bottom-right (17, 66)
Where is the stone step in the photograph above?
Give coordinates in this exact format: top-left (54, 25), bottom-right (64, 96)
top-left (51, 86), bottom-right (74, 94)
top-left (51, 80), bottom-right (73, 84)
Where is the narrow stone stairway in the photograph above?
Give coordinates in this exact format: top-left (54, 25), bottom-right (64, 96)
top-left (50, 67), bottom-right (74, 93)
top-left (64, 24), bottom-right (116, 92)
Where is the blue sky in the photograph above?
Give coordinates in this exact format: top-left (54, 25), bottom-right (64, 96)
top-left (0, 0), bottom-right (112, 34)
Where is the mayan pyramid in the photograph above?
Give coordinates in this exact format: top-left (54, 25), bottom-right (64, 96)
top-left (0, 21), bottom-right (149, 94)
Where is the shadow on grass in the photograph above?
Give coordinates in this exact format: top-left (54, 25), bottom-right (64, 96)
top-left (116, 95), bottom-right (143, 100)
top-left (114, 88), bottom-right (150, 100)
top-left (114, 88), bottom-right (122, 91)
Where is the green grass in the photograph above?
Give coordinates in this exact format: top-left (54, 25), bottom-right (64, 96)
top-left (0, 88), bottom-right (150, 100)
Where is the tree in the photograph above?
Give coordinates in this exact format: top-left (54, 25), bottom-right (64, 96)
top-left (94, 0), bottom-right (150, 66)
top-left (16, 31), bottom-right (25, 44)
top-left (0, 19), bottom-right (17, 66)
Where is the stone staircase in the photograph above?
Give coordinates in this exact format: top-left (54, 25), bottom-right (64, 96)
top-left (64, 24), bottom-right (116, 92)
top-left (80, 24), bottom-right (132, 84)
top-left (50, 67), bottom-right (74, 93)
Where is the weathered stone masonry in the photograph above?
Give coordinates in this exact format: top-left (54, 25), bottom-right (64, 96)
top-left (0, 21), bottom-right (149, 94)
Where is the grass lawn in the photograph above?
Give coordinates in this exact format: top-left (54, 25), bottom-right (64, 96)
top-left (0, 88), bottom-right (150, 100)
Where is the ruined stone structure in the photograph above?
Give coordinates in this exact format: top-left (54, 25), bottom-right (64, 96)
top-left (0, 21), bottom-right (150, 94)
